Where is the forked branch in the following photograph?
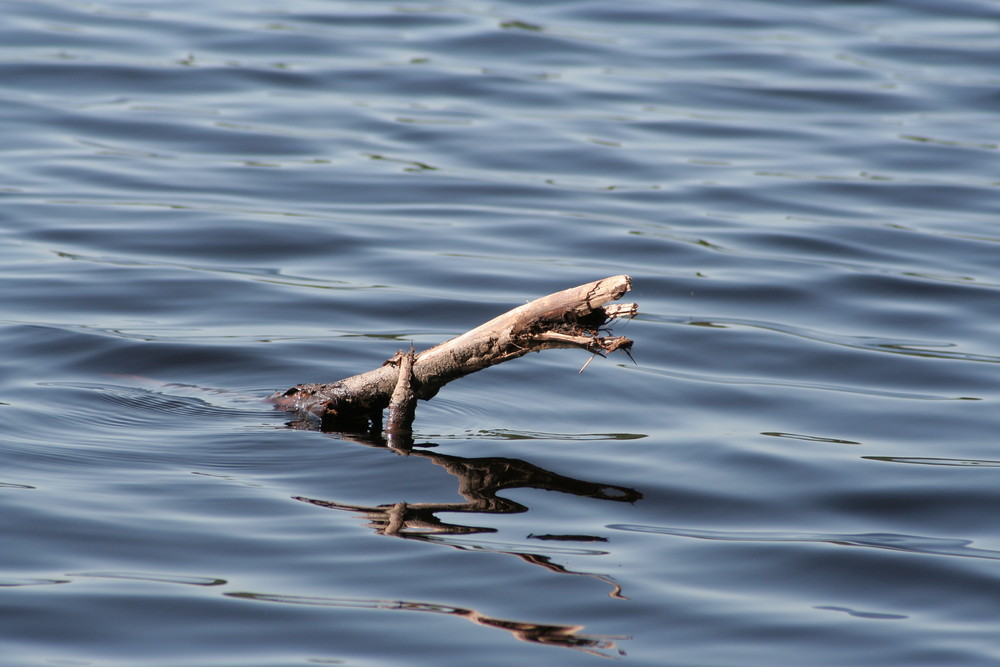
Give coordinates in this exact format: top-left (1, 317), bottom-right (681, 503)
top-left (270, 275), bottom-right (637, 431)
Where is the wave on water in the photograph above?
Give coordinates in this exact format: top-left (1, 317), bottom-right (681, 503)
top-left (610, 524), bottom-right (1000, 561)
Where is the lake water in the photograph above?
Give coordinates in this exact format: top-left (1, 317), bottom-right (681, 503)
top-left (2, 1), bottom-right (999, 665)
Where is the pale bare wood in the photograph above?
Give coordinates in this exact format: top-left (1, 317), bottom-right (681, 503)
top-left (270, 275), bottom-right (637, 430)
top-left (603, 302), bottom-right (638, 319)
top-left (385, 345), bottom-right (416, 440)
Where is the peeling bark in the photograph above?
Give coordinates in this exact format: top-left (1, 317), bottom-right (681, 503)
top-left (270, 275), bottom-right (637, 431)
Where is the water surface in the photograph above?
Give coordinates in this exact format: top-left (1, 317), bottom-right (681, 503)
top-left (2, 1), bottom-right (1000, 665)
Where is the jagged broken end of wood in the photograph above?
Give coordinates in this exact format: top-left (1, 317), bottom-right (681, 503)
top-left (269, 274), bottom-right (638, 433)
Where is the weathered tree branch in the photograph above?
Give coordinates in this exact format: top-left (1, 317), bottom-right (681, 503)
top-left (270, 275), bottom-right (637, 431)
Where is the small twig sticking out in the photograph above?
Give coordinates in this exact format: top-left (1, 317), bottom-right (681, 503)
top-left (386, 345), bottom-right (417, 443)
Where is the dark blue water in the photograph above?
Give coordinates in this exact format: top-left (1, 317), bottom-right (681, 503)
top-left (3, 1), bottom-right (999, 665)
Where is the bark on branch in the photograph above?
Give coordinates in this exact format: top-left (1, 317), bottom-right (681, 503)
top-left (270, 275), bottom-right (637, 431)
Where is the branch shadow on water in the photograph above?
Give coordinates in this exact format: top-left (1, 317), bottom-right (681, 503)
top-left (287, 422), bottom-right (643, 658)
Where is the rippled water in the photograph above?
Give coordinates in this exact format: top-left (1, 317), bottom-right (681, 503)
top-left (2, 1), bottom-right (999, 665)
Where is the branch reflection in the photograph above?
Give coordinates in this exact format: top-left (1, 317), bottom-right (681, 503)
top-left (290, 426), bottom-right (642, 656)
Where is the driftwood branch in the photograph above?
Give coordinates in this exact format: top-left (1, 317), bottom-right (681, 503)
top-left (270, 275), bottom-right (637, 431)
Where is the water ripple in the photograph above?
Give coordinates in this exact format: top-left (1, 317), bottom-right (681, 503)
top-left (0, 481), bottom-right (37, 489)
top-left (814, 605), bottom-right (908, 621)
top-left (610, 524), bottom-right (1000, 561)
top-left (864, 457), bottom-right (1000, 469)
top-left (67, 571), bottom-right (227, 586)
top-left (658, 315), bottom-right (1000, 365)
top-left (624, 364), bottom-right (974, 401)
top-left (0, 577), bottom-right (70, 588)
top-left (42, 381), bottom-right (267, 420)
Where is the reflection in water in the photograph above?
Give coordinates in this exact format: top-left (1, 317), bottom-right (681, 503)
top-left (290, 427), bottom-right (642, 655)
top-left (227, 591), bottom-right (627, 658)
top-left (295, 432), bottom-right (640, 596)
top-left (296, 447), bottom-right (640, 536)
